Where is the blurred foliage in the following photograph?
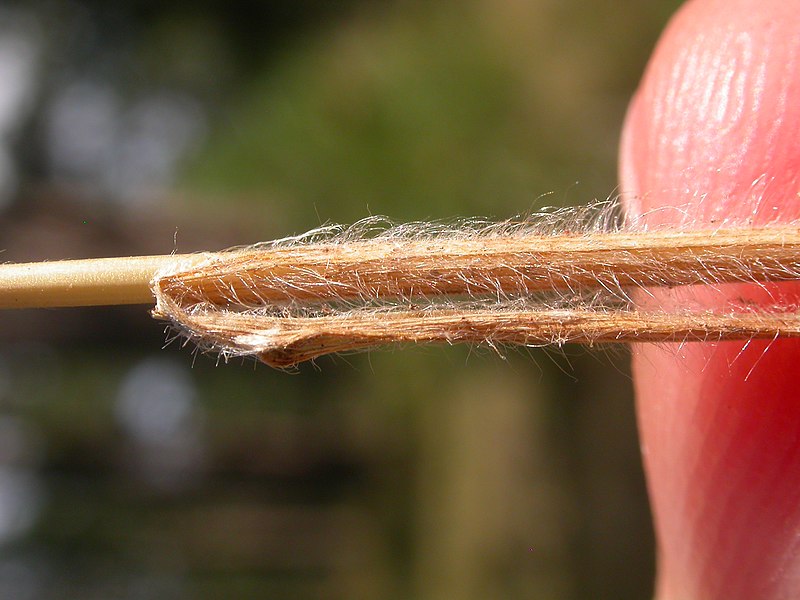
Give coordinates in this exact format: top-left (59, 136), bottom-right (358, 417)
top-left (185, 0), bottom-right (682, 225)
top-left (0, 0), bottom-right (684, 598)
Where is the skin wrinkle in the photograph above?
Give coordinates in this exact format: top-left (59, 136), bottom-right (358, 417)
top-left (663, 44), bottom-right (691, 160)
top-left (629, 14), bottom-right (799, 220)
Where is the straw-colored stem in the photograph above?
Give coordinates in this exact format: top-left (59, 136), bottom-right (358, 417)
top-left (2, 227), bottom-right (800, 310)
top-left (3, 225), bottom-right (800, 366)
top-left (0, 255), bottom-right (198, 308)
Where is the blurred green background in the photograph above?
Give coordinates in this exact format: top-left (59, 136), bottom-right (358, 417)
top-left (0, 1), bottom-right (683, 598)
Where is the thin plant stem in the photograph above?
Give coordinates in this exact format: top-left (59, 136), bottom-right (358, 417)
top-left (158, 300), bottom-right (800, 368)
top-left (2, 224), bottom-right (800, 367)
top-left (2, 226), bottom-right (798, 308)
top-left (157, 227), bottom-right (800, 307)
top-left (0, 255), bottom-right (204, 308)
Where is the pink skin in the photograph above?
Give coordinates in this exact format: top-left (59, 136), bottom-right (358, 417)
top-left (620, 0), bottom-right (800, 598)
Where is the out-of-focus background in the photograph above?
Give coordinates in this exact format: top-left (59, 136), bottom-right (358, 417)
top-left (0, 1), bottom-right (682, 598)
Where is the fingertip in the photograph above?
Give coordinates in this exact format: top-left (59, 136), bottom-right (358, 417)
top-left (621, 0), bottom-right (800, 224)
top-left (620, 0), bottom-right (800, 597)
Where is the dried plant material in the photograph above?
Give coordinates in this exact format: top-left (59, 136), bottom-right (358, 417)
top-left (154, 296), bottom-right (800, 368)
top-left (149, 208), bottom-right (800, 368)
top-left (153, 217), bottom-right (800, 310)
top-left (2, 203), bottom-right (799, 367)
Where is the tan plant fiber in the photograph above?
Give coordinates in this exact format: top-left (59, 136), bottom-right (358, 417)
top-left (154, 225), bottom-right (800, 308)
top-left (146, 208), bottom-right (800, 368)
top-left (155, 295), bottom-right (800, 368)
top-left (3, 203), bottom-right (800, 367)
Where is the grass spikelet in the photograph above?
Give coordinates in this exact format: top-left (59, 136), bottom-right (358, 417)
top-left (148, 202), bottom-right (800, 368)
